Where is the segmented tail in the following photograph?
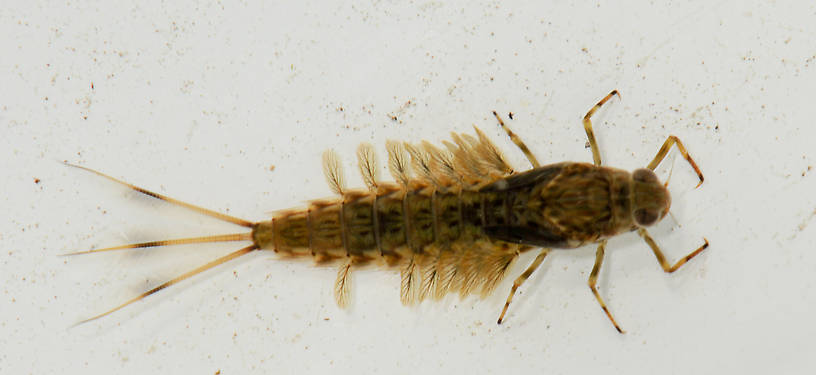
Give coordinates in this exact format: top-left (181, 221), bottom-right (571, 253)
top-left (64, 162), bottom-right (259, 325)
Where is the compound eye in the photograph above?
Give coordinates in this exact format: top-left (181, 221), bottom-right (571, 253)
top-left (634, 208), bottom-right (659, 226)
top-left (633, 168), bottom-right (658, 184)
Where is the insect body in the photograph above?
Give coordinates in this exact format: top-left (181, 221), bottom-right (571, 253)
top-left (69, 90), bottom-right (708, 333)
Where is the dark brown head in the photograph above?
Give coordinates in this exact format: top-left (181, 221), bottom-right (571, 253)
top-left (630, 168), bottom-right (671, 227)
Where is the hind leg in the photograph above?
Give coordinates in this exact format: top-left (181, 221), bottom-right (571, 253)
top-left (497, 248), bottom-right (550, 324)
top-left (492, 111), bottom-right (541, 168)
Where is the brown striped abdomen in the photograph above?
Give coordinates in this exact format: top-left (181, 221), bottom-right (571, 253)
top-left (251, 184), bottom-right (504, 262)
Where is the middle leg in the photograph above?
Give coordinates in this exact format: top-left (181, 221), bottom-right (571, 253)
top-left (588, 240), bottom-right (624, 333)
top-left (492, 111), bottom-right (541, 168)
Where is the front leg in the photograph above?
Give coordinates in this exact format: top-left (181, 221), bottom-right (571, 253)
top-left (646, 135), bottom-right (705, 188)
top-left (637, 228), bottom-right (709, 273)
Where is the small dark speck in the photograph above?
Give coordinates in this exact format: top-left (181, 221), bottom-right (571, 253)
top-left (715, 125), bottom-right (719, 130)
top-left (34, 178), bottom-right (40, 184)
top-left (585, 141), bottom-right (591, 149)
top-left (508, 112), bottom-right (514, 120)
top-left (91, 82), bottom-right (94, 90)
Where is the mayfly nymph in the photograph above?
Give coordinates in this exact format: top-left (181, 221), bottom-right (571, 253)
top-left (67, 90), bottom-right (708, 333)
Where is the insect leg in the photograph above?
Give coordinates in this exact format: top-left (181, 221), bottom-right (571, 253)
top-left (646, 135), bottom-right (705, 188)
top-left (582, 90), bottom-right (620, 166)
top-left (497, 248), bottom-right (549, 324)
top-left (587, 241), bottom-right (624, 334)
top-left (637, 228), bottom-right (709, 273)
top-left (492, 111), bottom-right (540, 168)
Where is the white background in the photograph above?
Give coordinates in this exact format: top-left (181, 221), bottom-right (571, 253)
top-left (2, 1), bottom-right (815, 374)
